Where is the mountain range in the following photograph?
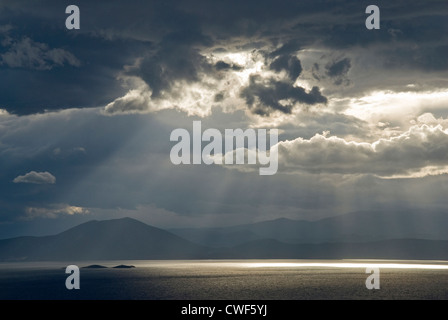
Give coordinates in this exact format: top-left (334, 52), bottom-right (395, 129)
top-left (170, 210), bottom-right (448, 246)
top-left (0, 211), bottom-right (447, 261)
top-left (0, 218), bottom-right (208, 261)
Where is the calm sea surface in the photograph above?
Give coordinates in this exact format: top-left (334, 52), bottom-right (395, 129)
top-left (0, 259), bottom-right (447, 300)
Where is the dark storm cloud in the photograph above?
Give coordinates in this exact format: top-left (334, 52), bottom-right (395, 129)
top-left (0, 25), bottom-right (147, 114)
top-left (270, 55), bottom-right (302, 80)
top-left (215, 61), bottom-right (243, 71)
top-left (268, 41), bottom-right (303, 58)
top-left (0, 0), bottom-right (446, 114)
top-left (311, 63), bottom-right (321, 80)
top-left (0, 1), bottom-right (152, 115)
top-left (128, 44), bottom-right (210, 99)
top-left (0, 36), bottom-right (80, 70)
top-left (118, 1), bottom-right (218, 99)
top-left (311, 2), bottom-right (448, 76)
top-left (382, 44), bottom-right (448, 71)
top-left (214, 93), bottom-right (224, 102)
top-left (326, 58), bottom-right (351, 77)
top-left (240, 75), bottom-right (327, 115)
top-left (325, 57), bottom-right (351, 85)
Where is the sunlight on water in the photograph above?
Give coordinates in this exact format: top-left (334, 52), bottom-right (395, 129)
top-left (0, 260), bottom-right (447, 299)
top-left (111, 259), bottom-right (448, 271)
top-left (244, 262), bottom-right (448, 269)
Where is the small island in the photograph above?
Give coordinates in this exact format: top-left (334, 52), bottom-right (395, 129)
top-left (81, 264), bottom-right (136, 269)
top-left (112, 265), bottom-right (135, 269)
top-left (82, 264), bottom-right (108, 269)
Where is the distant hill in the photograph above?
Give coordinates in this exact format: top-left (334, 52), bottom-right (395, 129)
top-left (0, 217), bottom-right (447, 261)
top-left (170, 210), bottom-right (448, 247)
top-left (0, 218), bottom-right (208, 261)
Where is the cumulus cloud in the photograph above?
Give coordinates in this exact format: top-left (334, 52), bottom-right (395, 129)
top-left (413, 113), bottom-right (448, 127)
top-left (277, 123), bottom-right (448, 177)
top-left (13, 171), bottom-right (56, 184)
top-left (103, 80), bottom-right (153, 114)
top-left (23, 204), bottom-right (89, 220)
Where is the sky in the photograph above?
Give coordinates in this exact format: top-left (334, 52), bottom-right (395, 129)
top-left (0, 0), bottom-right (447, 238)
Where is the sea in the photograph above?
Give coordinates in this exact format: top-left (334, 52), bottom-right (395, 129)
top-left (0, 259), bottom-right (447, 300)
